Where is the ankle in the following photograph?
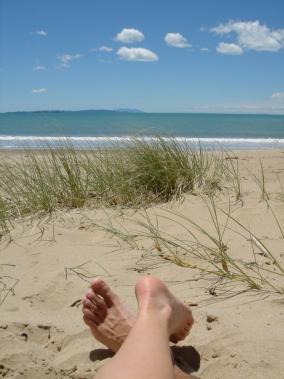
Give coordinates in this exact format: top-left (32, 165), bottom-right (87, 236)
top-left (139, 302), bottom-right (172, 325)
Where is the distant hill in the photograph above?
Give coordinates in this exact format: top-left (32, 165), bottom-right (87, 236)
top-left (1, 109), bottom-right (144, 114)
top-left (114, 108), bottom-right (144, 113)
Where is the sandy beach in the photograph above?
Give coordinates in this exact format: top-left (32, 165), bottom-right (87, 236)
top-left (0, 149), bottom-right (284, 379)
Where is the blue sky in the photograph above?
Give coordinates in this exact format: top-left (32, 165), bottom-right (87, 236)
top-left (0, 0), bottom-right (284, 113)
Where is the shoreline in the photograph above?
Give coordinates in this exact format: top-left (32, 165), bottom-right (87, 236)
top-left (0, 141), bottom-right (284, 154)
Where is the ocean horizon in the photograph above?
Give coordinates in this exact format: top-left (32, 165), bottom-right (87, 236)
top-left (0, 110), bottom-right (284, 150)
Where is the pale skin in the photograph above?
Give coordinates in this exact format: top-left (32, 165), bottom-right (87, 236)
top-left (82, 276), bottom-right (196, 379)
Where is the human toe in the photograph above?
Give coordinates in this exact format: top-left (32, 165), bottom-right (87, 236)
top-left (90, 278), bottom-right (118, 307)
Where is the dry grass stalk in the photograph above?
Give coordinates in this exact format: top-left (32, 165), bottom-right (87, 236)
top-left (94, 197), bottom-right (284, 294)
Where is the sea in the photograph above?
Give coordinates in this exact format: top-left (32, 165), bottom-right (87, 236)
top-left (0, 111), bottom-right (284, 150)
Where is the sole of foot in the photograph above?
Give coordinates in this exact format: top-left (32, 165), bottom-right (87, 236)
top-left (135, 276), bottom-right (194, 343)
top-left (82, 278), bottom-right (135, 352)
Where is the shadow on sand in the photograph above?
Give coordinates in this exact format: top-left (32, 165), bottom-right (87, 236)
top-left (89, 344), bottom-right (201, 377)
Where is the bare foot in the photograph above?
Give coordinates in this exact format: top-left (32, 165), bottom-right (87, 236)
top-left (83, 276), bottom-right (193, 348)
top-left (135, 276), bottom-right (194, 343)
top-left (82, 278), bottom-right (135, 352)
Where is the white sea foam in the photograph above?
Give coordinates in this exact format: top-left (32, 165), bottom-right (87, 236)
top-left (0, 135), bottom-right (284, 149)
top-left (1, 135), bottom-right (284, 143)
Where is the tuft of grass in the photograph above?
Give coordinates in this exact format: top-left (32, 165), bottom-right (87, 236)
top-left (0, 144), bottom-right (90, 224)
top-left (0, 137), bottom-right (228, 236)
top-left (0, 195), bottom-right (10, 238)
top-left (124, 137), bottom-right (225, 201)
top-left (126, 137), bottom-right (196, 201)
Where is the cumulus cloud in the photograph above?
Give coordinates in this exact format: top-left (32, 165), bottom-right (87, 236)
top-left (115, 28), bottom-right (144, 43)
top-left (216, 42), bottom-right (243, 55)
top-left (99, 46), bottom-right (113, 52)
top-left (117, 47), bottom-right (158, 62)
top-left (211, 20), bottom-right (284, 52)
top-left (34, 64), bottom-right (46, 71)
top-left (32, 88), bottom-right (47, 94)
top-left (35, 30), bottom-right (47, 37)
top-left (56, 53), bottom-right (82, 68)
top-left (164, 33), bottom-right (191, 48)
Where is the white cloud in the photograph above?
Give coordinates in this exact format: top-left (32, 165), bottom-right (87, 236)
top-left (216, 42), bottom-right (243, 55)
top-left (271, 92), bottom-right (284, 99)
top-left (34, 64), bottom-right (46, 71)
top-left (164, 33), bottom-right (191, 48)
top-left (90, 46), bottom-right (113, 53)
top-left (99, 46), bottom-right (113, 52)
top-left (32, 88), bottom-right (47, 94)
top-left (57, 53), bottom-right (82, 64)
top-left (56, 53), bottom-right (82, 68)
top-left (191, 93), bottom-right (284, 114)
top-left (115, 28), bottom-right (144, 43)
top-left (117, 47), bottom-right (158, 62)
top-left (35, 30), bottom-right (47, 37)
top-left (200, 47), bottom-right (209, 52)
top-left (211, 20), bottom-right (284, 52)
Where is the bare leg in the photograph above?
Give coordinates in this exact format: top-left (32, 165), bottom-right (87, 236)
top-left (82, 278), bottom-right (197, 378)
top-left (89, 276), bottom-right (193, 379)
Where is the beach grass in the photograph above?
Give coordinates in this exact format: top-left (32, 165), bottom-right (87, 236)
top-left (0, 137), bottom-right (228, 237)
top-left (0, 195), bottom-right (10, 238)
top-left (0, 139), bottom-right (283, 294)
top-left (93, 196), bottom-right (284, 294)
top-left (250, 159), bottom-right (270, 201)
top-left (224, 153), bottom-right (242, 203)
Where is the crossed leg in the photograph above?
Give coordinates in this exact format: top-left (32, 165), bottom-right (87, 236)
top-left (82, 277), bottom-right (196, 379)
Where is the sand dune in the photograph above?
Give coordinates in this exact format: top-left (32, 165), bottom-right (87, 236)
top-left (1, 150), bottom-right (284, 379)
